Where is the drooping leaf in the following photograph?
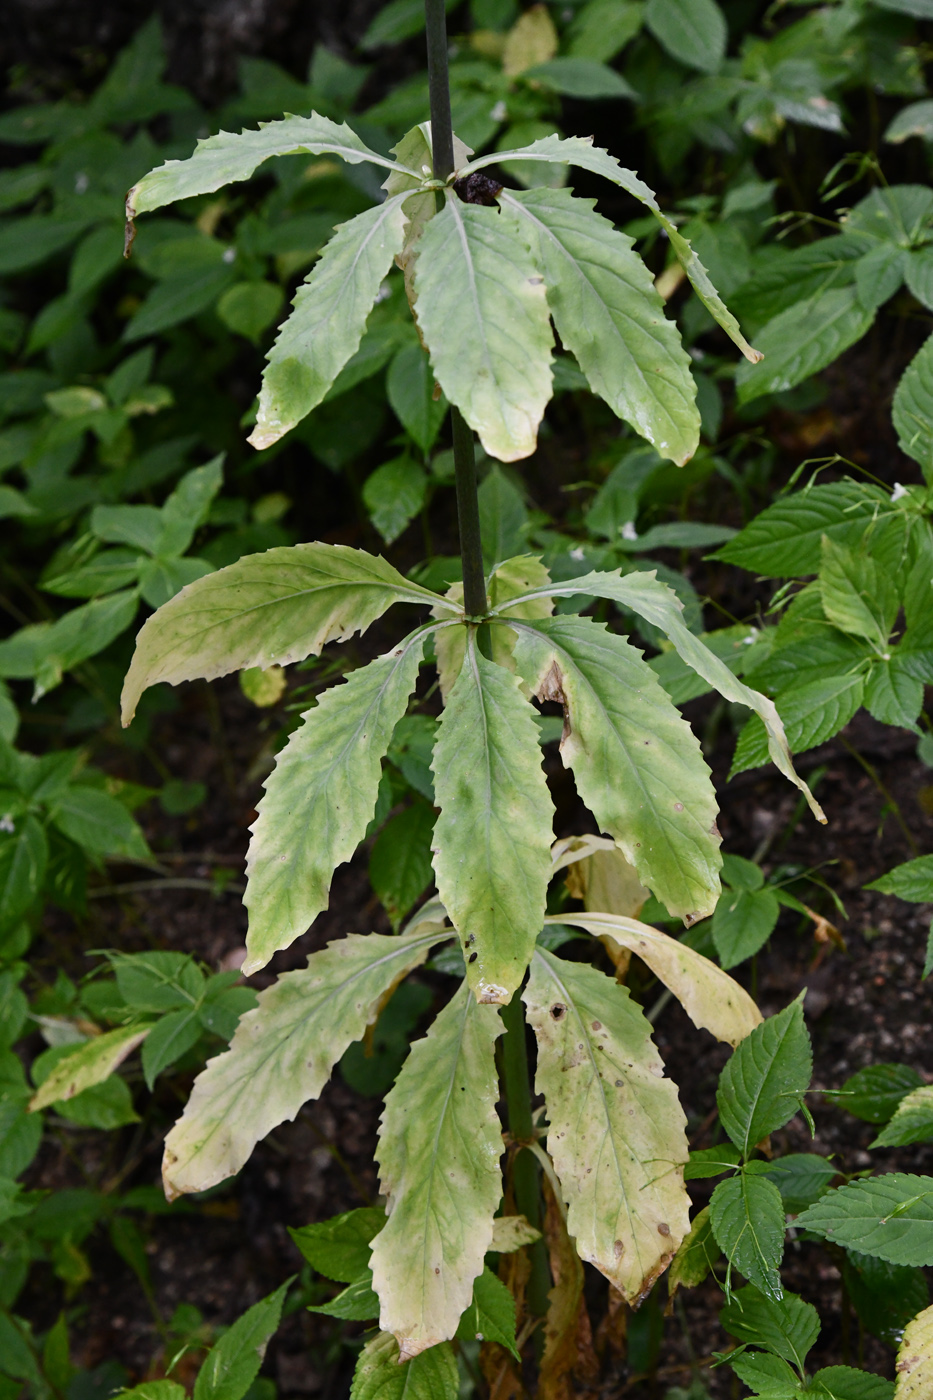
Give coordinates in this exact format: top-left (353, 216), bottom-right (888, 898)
top-left (495, 568), bottom-right (823, 821)
top-left (719, 1287), bottom-right (819, 1374)
top-left (458, 134), bottom-right (760, 362)
top-left (160, 928), bottom-right (444, 1199)
top-left (502, 188), bottom-right (699, 465)
top-left (308, 1274), bottom-right (380, 1320)
top-left (820, 536), bottom-right (895, 648)
top-left (349, 1333), bottom-right (459, 1400)
top-left (193, 1280), bottom-right (290, 1400)
top-left (29, 1024), bottom-right (150, 1111)
top-left (121, 543), bottom-right (450, 723)
top-left (126, 113), bottom-right (416, 217)
top-left (512, 614), bottom-right (721, 923)
top-left (249, 197), bottom-right (409, 449)
top-left (796, 1175), bottom-right (933, 1268)
top-left (717, 997), bottom-right (812, 1157)
top-left (556, 913), bottom-right (761, 1047)
top-left (735, 287), bottom-right (875, 406)
top-left (413, 197), bottom-right (553, 462)
top-left (709, 1173), bottom-right (785, 1300)
top-left (730, 672), bottom-right (865, 778)
top-left (244, 630), bottom-right (427, 972)
top-left (431, 637), bottom-right (553, 1003)
top-left (490, 1214), bottom-right (542, 1252)
top-left (455, 1268), bottom-right (519, 1359)
top-left (524, 947), bottom-right (689, 1303)
top-left (370, 982), bottom-right (503, 1357)
top-left (893, 334), bottom-right (933, 480)
top-left (894, 1302), bottom-right (933, 1399)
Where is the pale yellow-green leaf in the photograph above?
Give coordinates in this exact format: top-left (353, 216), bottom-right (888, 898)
top-left (370, 981), bottom-right (503, 1357)
top-left (249, 195), bottom-right (409, 449)
top-left (414, 198), bottom-right (554, 462)
top-left (563, 843), bottom-right (650, 919)
top-left (491, 1214), bottom-right (542, 1251)
top-left (244, 629), bottom-right (427, 973)
top-left (502, 4), bottom-right (559, 75)
top-left (434, 555), bottom-right (553, 701)
top-left (512, 614), bottom-right (721, 924)
top-left (239, 664), bottom-right (286, 707)
top-left (29, 1024), bottom-right (150, 1111)
top-left (552, 912), bottom-right (761, 1047)
top-left (431, 637), bottom-right (553, 1003)
top-left (121, 542), bottom-right (451, 724)
top-left (524, 948), bottom-right (690, 1303)
top-left (895, 1302), bottom-right (933, 1399)
top-left (161, 929), bottom-right (444, 1199)
top-left (382, 123), bottom-right (474, 316)
top-left (550, 832), bottom-right (617, 874)
top-left (127, 113), bottom-right (417, 218)
top-left (459, 134), bottom-right (760, 364)
top-left (503, 189), bottom-right (699, 465)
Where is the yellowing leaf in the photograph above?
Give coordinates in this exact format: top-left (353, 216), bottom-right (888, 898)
top-left (432, 638), bottom-right (553, 1003)
top-left (552, 912), bottom-right (760, 1047)
top-left (434, 555), bottom-right (554, 701)
top-left (239, 664), bottom-right (286, 706)
top-left (503, 4), bottom-right (559, 76)
top-left (121, 542), bottom-right (450, 724)
top-left (161, 928), bottom-right (444, 1199)
top-left (896, 1303), bottom-right (933, 1399)
top-left (524, 948), bottom-right (690, 1303)
top-left (414, 198), bottom-right (554, 462)
top-left (244, 630), bottom-right (427, 973)
top-left (491, 1214), bottom-right (542, 1251)
top-left (371, 982), bottom-right (503, 1356)
top-left (29, 1024), bottom-right (150, 1111)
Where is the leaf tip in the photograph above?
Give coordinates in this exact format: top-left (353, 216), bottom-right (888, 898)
top-left (744, 345), bottom-right (764, 365)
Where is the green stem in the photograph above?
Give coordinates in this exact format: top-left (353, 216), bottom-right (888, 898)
top-left (501, 993), bottom-right (551, 1318)
top-left (424, 0), bottom-right (488, 618)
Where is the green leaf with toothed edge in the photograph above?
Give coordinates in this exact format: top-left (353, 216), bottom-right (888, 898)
top-left (717, 997), bottom-right (813, 1159)
top-left (370, 981), bottom-right (503, 1357)
top-left (126, 112), bottom-right (418, 218)
top-left (893, 333), bottom-right (933, 481)
top-left (458, 135), bottom-right (760, 364)
top-left (720, 1287), bottom-right (819, 1376)
top-left (159, 927), bottom-right (446, 1201)
top-left (796, 1175), bottom-right (933, 1268)
top-left (490, 568), bottom-right (824, 822)
top-left (413, 196), bottom-right (554, 463)
top-left (501, 188), bottom-right (699, 466)
top-left (523, 947), bottom-right (690, 1303)
top-left (431, 634), bottom-right (553, 1003)
top-left (551, 913), bottom-right (761, 1047)
top-left (193, 1280), bottom-right (291, 1400)
top-left (249, 195), bottom-right (410, 449)
top-left (511, 613), bottom-right (721, 924)
top-left (29, 1024), bottom-right (150, 1111)
top-left (244, 626), bottom-right (429, 973)
top-left (349, 1333), bottom-right (459, 1400)
top-left (120, 542), bottom-right (453, 725)
top-left (709, 1172), bottom-right (785, 1301)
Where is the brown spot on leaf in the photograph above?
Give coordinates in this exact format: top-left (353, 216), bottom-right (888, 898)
top-left (657, 1222), bottom-right (670, 1237)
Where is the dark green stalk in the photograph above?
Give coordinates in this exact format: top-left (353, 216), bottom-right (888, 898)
top-left (424, 0), bottom-right (488, 619)
top-left (501, 993), bottom-right (551, 1318)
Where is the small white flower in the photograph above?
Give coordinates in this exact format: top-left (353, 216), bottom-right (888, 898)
top-left (621, 521), bottom-right (638, 541)
top-left (491, 100), bottom-right (508, 123)
top-left (222, 247), bottom-right (236, 264)
top-left (892, 482), bottom-right (909, 501)
top-left (74, 172), bottom-right (89, 195)
top-left (374, 280), bottom-right (392, 304)
top-left (742, 628), bottom-right (760, 645)
top-left (569, 546), bottom-right (586, 561)
top-left (0, 815), bottom-right (14, 834)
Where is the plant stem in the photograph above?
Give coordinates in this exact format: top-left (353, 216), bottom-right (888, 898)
top-left (424, 0), bottom-right (488, 618)
top-left (501, 993), bottom-right (551, 1317)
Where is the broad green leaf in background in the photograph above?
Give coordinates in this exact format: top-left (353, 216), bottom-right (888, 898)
top-left (126, 112), bottom-right (417, 217)
top-left (730, 672), bottom-right (865, 777)
top-left (249, 196), bottom-right (409, 449)
top-left (893, 334), bottom-right (933, 480)
top-left (712, 884), bottom-right (779, 969)
top-left (835, 1063), bottom-right (925, 1124)
top-left (557, 913), bottom-right (761, 1046)
top-left (886, 100), bottom-right (933, 144)
top-left (894, 1303), bottom-right (933, 1400)
top-left (872, 1085), bottom-right (933, 1148)
top-left (644, 0), bottom-right (727, 73)
top-left (349, 1333), bottom-right (459, 1400)
top-left (524, 948), bottom-right (690, 1302)
top-left (369, 799), bottom-right (435, 930)
top-left (459, 134), bottom-right (761, 364)
top-left (762, 1155), bottom-right (837, 1215)
top-left (29, 1024), bottom-right (150, 1111)
top-left (478, 468), bottom-right (530, 571)
top-left (797, 1175), bottom-right (933, 1268)
top-left (160, 929), bottom-right (444, 1198)
top-left (512, 614), bottom-right (721, 923)
top-left (709, 1172), bottom-right (785, 1300)
top-left (717, 997), bottom-right (812, 1157)
top-left (193, 1280), bottom-right (291, 1400)
top-left (244, 629), bottom-right (427, 972)
top-left (497, 568), bottom-right (824, 821)
top-left (0, 816), bottom-right (47, 933)
top-left (363, 455), bottom-right (428, 545)
top-left (121, 543), bottom-right (452, 723)
top-left (49, 786), bottom-right (150, 861)
top-left (669, 1206), bottom-right (721, 1296)
top-left (434, 556), bottom-right (553, 701)
top-left (735, 286), bottom-right (875, 405)
top-left (431, 638), bottom-right (552, 1003)
top-left (714, 481), bottom-right (898, 577)
top-left (820, 536), bottom-right (895, 649)
top-left (387, 342), bottom-right (447, 453)
top-left (455, 1269), bottom-right (519, 1358)
top-left (141, 1009), bottom-right (201, 1090)
top-left (290, 1205), bottom-right (386, 1282)
top-left (720, 1287), bottom-right (819, 1375)
top-left (502, 188), bottom-right (699, 465)
top-left (370, 982), bottom-right (503, 1357)
top-left (414, 197), bottom-right (553, 462)
top-left (867, 856), bottom-right (933, 903)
